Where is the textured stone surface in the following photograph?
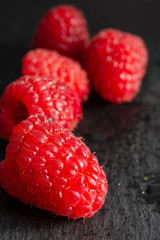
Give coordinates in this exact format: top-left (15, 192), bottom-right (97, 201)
top-left (0, 0), bottom-right (160, 239)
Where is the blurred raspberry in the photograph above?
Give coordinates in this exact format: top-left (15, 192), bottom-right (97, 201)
top-left (85, 28), bottom-right (148, 104)
top-left (22, 49), bottom-right (90, 102)
top-left (32, 5), bottom-right (90, 63)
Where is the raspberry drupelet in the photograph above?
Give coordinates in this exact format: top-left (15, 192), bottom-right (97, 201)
top-left (32, 5), bottom-right (90, 63)
top-left (85, 28), bottom-right (148, 104)
top-left (0, 114), bottom-right (108, 219)
top-left (0, 76), bottom-right (82, 140)
top-left (22, 49), bottom-right (90, 102)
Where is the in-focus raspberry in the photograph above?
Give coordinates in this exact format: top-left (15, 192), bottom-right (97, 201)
top-left (0, 114), bottom-right (108, 219)
top-left (0, 76), bottom-right (82, 140)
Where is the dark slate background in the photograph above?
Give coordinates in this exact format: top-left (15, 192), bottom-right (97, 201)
top-left (0, 0), bottom-right (160, 239)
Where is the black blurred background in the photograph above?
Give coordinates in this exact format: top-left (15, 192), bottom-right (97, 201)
top-left (1, 1), bottom-right (160, 239)
top-left (1, 0), bottom-right (160, 95)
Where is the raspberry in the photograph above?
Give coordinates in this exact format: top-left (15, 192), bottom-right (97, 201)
top-left (0, 115), bottom-right (108, 219)
top-left (0, 76), bottom-right (82, 140)
top-left (32, 5), bottom-right (90, 62)
top-left (22, 49), bottom-right (90, 102)
top-left (85, 29), bottom-right (148, 104)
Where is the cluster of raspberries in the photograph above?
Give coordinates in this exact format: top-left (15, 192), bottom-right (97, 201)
top-left (0, 4), bottom-right (148, 220)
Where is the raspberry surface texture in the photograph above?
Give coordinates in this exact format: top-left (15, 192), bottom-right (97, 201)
top-left (85, 29), bottom-right (148, 104)
top-left (0, 76), bottom-right (82, 140)
top-left (0, 115), bottom-right (108, 219)
top-left (22, 49), bottom-right (90, 102)
top-left (32, 5), bottom-right (90, 62)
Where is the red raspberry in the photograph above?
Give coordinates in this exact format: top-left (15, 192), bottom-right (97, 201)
top-left (0, 115), bottom-right (108, 219)
top-left (22, 49), bottom-right (90, 102)
top-left (0, 76), bottom-right (82, 140)
top-left (85, 29), bottom-right (148, 104)
top-left (32, 5), bottom-right (90, 62)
